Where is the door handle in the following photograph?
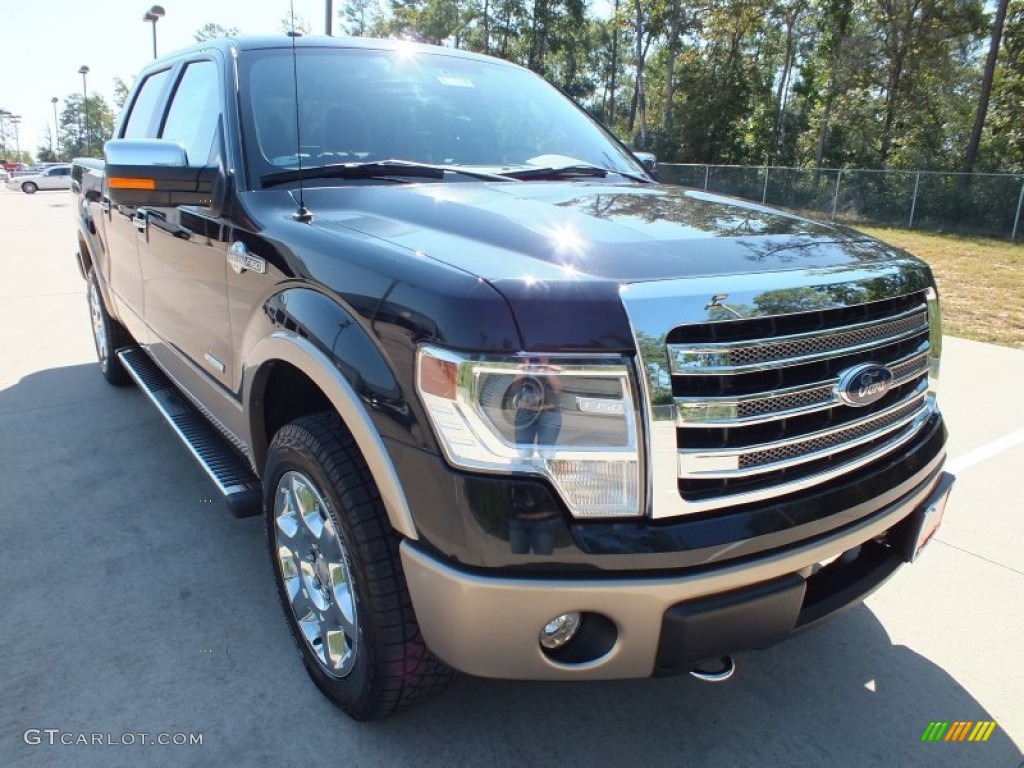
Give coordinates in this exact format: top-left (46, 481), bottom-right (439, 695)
top-left (133, 210), bottom-right (148, 233)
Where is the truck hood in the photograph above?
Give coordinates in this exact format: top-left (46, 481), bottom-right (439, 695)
top-left (303, 181), bottom-right (902, 284)
top-left (294, 181), bottom-right (921, 351)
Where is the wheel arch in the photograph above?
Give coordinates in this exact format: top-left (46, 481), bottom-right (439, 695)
top-left (245, 332), bottom-right (418, 540)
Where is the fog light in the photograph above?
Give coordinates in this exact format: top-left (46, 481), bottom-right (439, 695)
top-left (539, 612), bottom-right (581, 650)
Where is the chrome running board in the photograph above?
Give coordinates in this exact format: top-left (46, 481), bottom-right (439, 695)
top-left (118, 347), bottom-right (262, 518)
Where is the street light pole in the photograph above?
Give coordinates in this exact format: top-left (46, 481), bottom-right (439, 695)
top-left (11, 115), bottom-right (21, 163)
top-left (325, 0), bottom-right (334, 35)
top-left (51, 97), bottom-right (60, 160)
top-left (79, 65), bottom-right (90, 156)
top-left (0, 109), bottom-right (9, 161)
top-left (143, 6), bottom-right (165, 59)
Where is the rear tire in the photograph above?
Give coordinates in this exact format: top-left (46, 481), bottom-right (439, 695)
top-left (264, 413), bottom-right (453, 720)
top-left (87, 268), bottom-right (133, 386)
top-left (22, 182), bottom-right (37, 194)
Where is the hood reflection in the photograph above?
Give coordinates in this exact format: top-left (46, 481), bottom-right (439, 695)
top-left (304, 182), bottom-right (906, 283)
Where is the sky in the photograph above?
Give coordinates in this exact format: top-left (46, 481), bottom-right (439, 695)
top-left (1, 0), bottom-right (615, 160)
top-left (0, 0), bottom-right (333, 158)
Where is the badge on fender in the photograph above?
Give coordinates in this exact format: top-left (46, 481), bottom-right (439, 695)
top-left (228, 241), bottom-right (266, 275)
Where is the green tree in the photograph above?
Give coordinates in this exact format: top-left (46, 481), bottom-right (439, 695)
top-left (388, 0), bottom-right (465, 44)
top-left (982, 0), bottom-right (1024, 171)
top-left (806, 0), bottom-right (857, 170)
top-left (194, 22), bottom-right (241, 41)
top-left (36, 125), bottom-right (58, 162)
top-left (59, 92), bottom-right (116, 159)
top-left (963, 0), bottom-right (1010, 173)
top-left (868, 0), bottom-right (986, 165)
top-left (340, 0), bottom-right (377, 35)
top-left (248, 0), bottom-right (1021, 174)
top-left (280, 13), bottom-right (312, 35)
top-left (2, 149), bottom-right (34, 165)
top-left (113, 76), bottom-right (134, 110)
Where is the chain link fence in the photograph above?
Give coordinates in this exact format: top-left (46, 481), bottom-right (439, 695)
top-left (657, 164), bottom-right (1024, 241)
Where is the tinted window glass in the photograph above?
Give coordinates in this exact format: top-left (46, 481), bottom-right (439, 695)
top-left (241, 49), bottom-right (644, 182)
top-left (123, 70), bottom-right (170, 138)
top-left (161, 61), bottom-right (221, 165)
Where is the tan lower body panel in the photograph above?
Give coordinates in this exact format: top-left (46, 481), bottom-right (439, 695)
top-left (400, 470), bottom-right (938, 680)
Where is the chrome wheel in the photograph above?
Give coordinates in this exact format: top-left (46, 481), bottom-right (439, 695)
top-left (89, 278), bottom-right (109, 370)
top-left (264, 414), bottom-right (453, 718)
top-left (273, 470), bottom-right (360, 677)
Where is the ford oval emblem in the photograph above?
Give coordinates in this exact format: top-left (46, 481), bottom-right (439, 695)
top-left (836, 363), bottom-right (894, 407)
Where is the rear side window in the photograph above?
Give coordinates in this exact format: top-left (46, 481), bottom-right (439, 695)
top-left (161, 61), bottom-right (221, 165)
top-left (123, 70), bottom-right (170, 138)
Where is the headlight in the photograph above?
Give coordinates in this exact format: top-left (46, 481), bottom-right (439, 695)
top-left (416, 345), bottom-right (642, 518)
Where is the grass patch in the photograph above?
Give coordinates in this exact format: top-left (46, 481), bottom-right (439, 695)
top-left (855, 226), bottom-right (1024, 350)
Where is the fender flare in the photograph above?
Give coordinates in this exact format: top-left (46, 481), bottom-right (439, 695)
top-left (245, 331), bottom-right (419, 540)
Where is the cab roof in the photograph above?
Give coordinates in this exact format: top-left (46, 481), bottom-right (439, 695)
top-left (149, 35), bottom-right (517, 70)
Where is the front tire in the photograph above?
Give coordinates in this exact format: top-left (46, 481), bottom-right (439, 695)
top-left (264, 413), bottom-right (453, 720)
top-left (22, 181), bottom-right (37, 194)
top-left (87, 268), bottom-right (132, 386)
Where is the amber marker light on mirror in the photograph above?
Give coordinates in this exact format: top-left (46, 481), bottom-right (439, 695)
top-left (108, 177), bottom-right (156, 189)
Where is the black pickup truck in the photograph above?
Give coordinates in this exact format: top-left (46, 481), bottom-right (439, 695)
top-left (74, 35), bottom-right (954, 720)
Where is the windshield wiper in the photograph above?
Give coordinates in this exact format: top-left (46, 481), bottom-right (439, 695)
top-left (260, 160), bottom-right (515, 188)
top-left (501, 164), bottom-right (652, 184)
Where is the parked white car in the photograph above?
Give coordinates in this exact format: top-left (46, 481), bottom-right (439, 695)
top-left (6, 164), bottom-right (72, 193)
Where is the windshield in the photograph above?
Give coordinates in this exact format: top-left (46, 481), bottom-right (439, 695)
top-left (238, 46), bottom-right (645, 186)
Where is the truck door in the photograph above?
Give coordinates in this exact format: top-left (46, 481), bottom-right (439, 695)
top-left (101, 68), bottom-right (171, 339)
top-left (136, 58), bottom-right (236, 409)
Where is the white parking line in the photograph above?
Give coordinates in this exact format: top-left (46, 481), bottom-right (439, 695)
top-left (946, 427), bottom-right (1024, 475)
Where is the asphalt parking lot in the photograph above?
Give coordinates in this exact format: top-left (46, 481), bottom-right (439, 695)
top-left (1, 187), bottom-right (1022, 768)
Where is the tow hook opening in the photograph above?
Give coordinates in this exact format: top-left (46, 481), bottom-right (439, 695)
top-left (688, 655), bottom-right (736, 683)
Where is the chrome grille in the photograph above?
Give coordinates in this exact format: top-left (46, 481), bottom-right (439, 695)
top-left (674, 294), bottom-right (933, 505)
top-left (618, 267), bottom-right (939, 519)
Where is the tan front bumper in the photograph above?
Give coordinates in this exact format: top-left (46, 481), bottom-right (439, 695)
top-left (401, 467), bottom-right (946, 681)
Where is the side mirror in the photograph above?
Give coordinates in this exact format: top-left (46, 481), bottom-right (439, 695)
top-left (633, 151), bottom-right (657, 176)
top-left (104, 138), bottom-right (222, 209)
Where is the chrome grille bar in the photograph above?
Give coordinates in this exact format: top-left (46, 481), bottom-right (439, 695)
top-left (669, 305), bottom-right (928, 374)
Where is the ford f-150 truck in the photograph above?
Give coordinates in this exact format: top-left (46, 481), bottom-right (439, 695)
top-left (74, 35), bottom-right (954, 720)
